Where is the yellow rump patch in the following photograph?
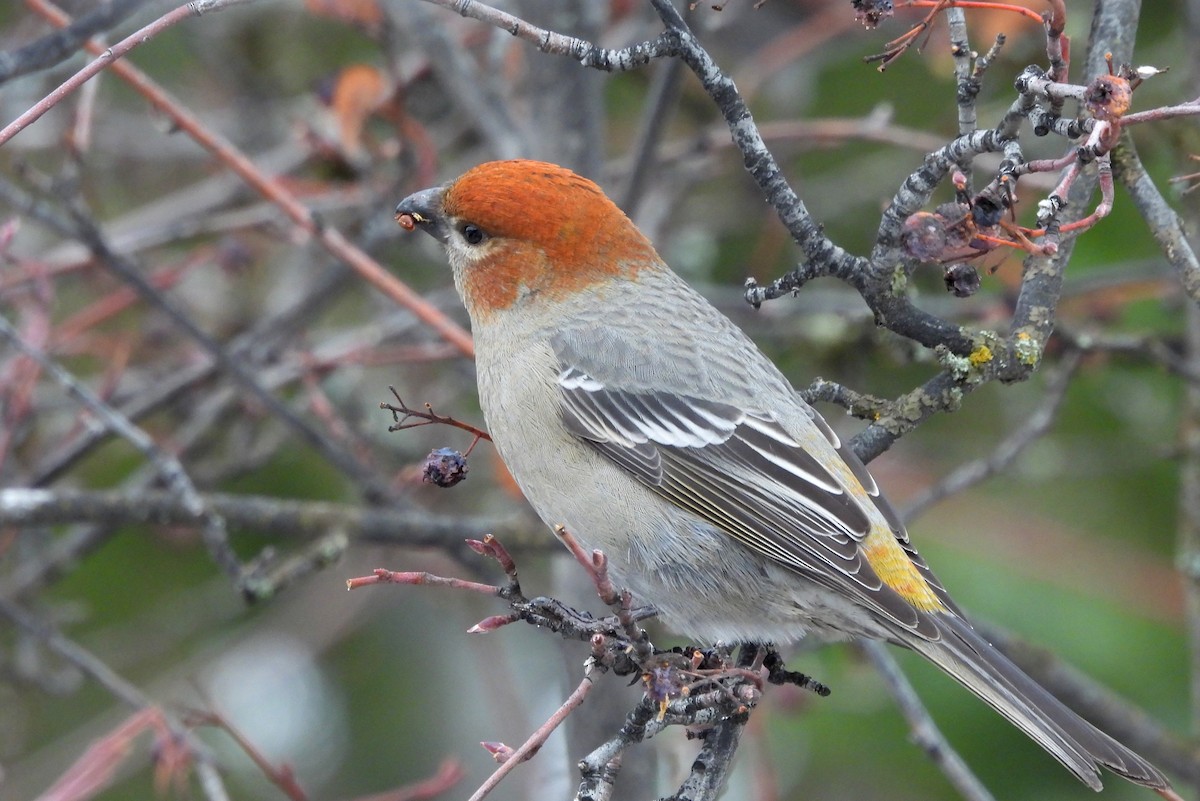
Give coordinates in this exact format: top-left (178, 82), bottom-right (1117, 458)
top-left (861, 529), bottom-right (946, 613)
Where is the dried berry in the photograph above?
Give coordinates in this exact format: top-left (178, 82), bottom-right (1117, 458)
top-left (970, 194), bottom-right (1006, 229)
top-left (932, 202), bottom-right (974, 250)
top-left (1085, 73), bottom-right (1132, 121)
top-left (944, 263), bottom-right (981, 297)
top-left (852, 0), bottom-right (894, 27)
top-left (901, 212), bottom-right (948, 262)
top-left (422, 447), bottom-right (469, 487)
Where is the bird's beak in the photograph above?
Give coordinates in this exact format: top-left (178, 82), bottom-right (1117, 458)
top-left (395, 185), bottom-right (449, 244)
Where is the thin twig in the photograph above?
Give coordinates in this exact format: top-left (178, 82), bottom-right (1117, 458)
top-left (382, 387), bottom-right (491, 441)
top-left (23, 0), bottom-right (475, 357)
top-left (0, 487), bottom-right (528, 553)
top-left (901, 349), bottom-right (1082, 522)
top-left (1110, 133), bottom-right (1200, 301)
top-left (346, 567), bottom-right (503, 596)
top-left (415, 0), bottom-right (675, 71)
top-left (0, 0), bottom-right (252, 147)
top-left (619, 56), bottom-right (685, 215)
top-left (466, 674), bottom-right (594, 801)
top-left (0, 0), bottom-right (149, 85)
top-left (0, 174), bottom-right (398, 502)
top-left (0, 598), bottom-right (230, 801)
top-left (0, 313), bottom-right (244, 582)
top-left (185, 708), bottom-right (309, 801)
top-left (859, 641), bottom-right (996, 801)
top-left (404, 1), bottom-right (526, 159)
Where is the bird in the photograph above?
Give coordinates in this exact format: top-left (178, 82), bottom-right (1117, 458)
top-left (395, 159), bottom-right (1171, 793)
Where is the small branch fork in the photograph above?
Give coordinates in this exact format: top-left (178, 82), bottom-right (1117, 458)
top-left (381, 386), bottom-right (490, 456)
top-left (346, 530), bottom-right (829, 801)
top-left (866, 0), bottom-right (1046, 71)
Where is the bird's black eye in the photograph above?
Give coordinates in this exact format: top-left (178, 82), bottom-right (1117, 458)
top-left (461, 224), bottom-right (486, 245)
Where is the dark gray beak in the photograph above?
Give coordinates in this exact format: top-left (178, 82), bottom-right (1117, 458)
top-left (395, 185), bottom-right (449, 244)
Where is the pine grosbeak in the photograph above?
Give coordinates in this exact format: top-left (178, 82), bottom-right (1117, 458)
top-left (396, 159), bottom-right (1169, 792)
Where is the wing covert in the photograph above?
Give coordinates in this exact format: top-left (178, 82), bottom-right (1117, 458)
top-left (556, 365), bottom-right (951, 635)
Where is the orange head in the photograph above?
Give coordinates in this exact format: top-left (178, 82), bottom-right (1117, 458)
top-left (396, 160), bottom-right (660, 320)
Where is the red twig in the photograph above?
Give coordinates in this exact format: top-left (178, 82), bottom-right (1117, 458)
top-left (555, 525), bottom-right (652, 658)
top-left (186, 708), bottom-right (308, 801)
top-left (465, 676), bottom-right (594, 801)
top-left (466, 533), bottom-right (518, 580)
top-left (307, 343), bottom-right (464, 369)
top-left (349, 759), bottom-right (466, 801)
top-left (382, 387), bottom-right (490, 456)
top-left (0, 2), bottom-right (217, 146)
top-left (51, 258), bottom-right (195, 346)
top-left (467, 613), bottom-right (522, 633)
top-left (868, 0), bottom-right (1046, 68)
top-left (36, 706), bottom-right (190, 801)
top-left (553, 524), bottom-right (618, 604)
top-left (900, 0), bottom-right (1043, 24)
top-left (382, 387), bottom-right (491, 442)
top-left (346, 567), bottom-right (502, 596)
top-left (1123, 98), bottom-right (1200, 125)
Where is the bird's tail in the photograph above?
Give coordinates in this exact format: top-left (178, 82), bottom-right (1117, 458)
top-left (902, 613), bottom-right (1169, 792)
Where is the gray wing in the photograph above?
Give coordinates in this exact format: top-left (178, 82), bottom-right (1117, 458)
top-left (552, 335), bottom-right (1174, 791)
top-left (557, 363), bottom-right (960, 639)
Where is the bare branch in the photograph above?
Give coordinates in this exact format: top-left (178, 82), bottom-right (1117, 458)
top-left (0, 0), bottom-right (254, 147)
top-left (467, 675), bottom-right (594, 801)
top-left (0, 314), bottom-right (243, 583)
top-left (0, 487), bottom-right (525, 552)
top-left (416, 0), bottom-right (675, 71)
top-left (1110, 134), bottom-right (1200, 301)
top-left (0, 598), bottom-right (230, 801)
top-left (901, 349), bottom-right (1082, 522)
top-left (0, 0), bottom-right (150, 85)
top-left (22, 0), bottom-right (476, 357)
top-left (859, 641), bottom-right (996, 801)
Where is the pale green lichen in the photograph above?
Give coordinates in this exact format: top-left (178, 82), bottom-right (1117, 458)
top-left (1013, 331), bottom-right (1042, 366)
top-left (936, 345), bottom-right (973, 380)
top-left (937, 334), bottom-right (997, 383)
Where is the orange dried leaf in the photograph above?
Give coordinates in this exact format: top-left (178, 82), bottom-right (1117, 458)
top-left (327, 64), bottom-right (392, 159)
